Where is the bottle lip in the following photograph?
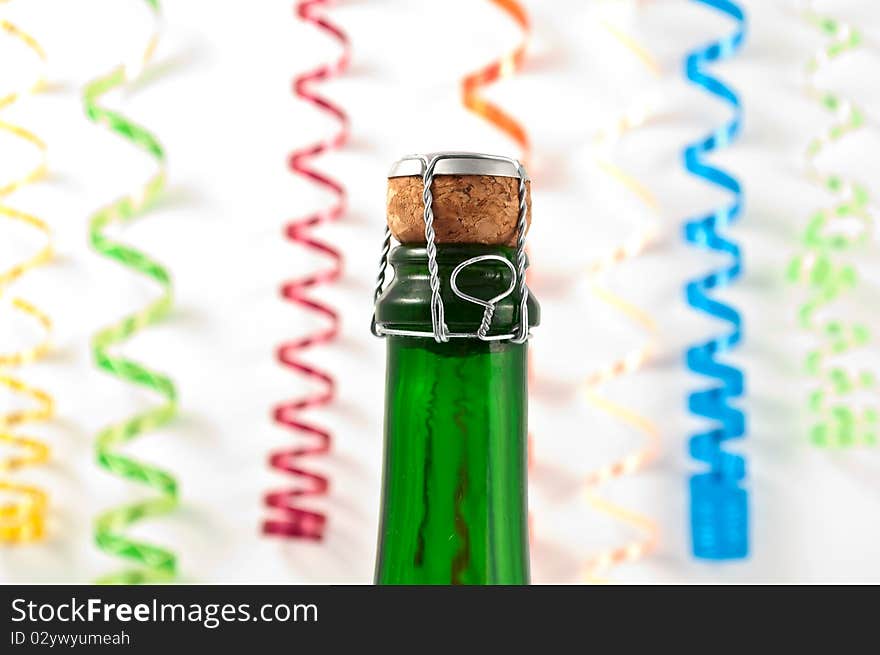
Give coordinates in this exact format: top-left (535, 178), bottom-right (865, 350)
top-left (388, 243), bottom-right (524, 265)
top-left (374, 245), bottom-right (539, 341)
top-left (388, 152), bottom-right (528, 180)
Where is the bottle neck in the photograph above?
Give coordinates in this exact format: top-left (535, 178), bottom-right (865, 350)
top-left (376, 336), bottom-right (530, 585)
top-left (374, 245), bottom-right (539, 585)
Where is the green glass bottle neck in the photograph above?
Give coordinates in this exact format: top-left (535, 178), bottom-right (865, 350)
top-left (374, 245), bottom-right (539, 585)
top-left (376, 336), bottom-right (530, 585)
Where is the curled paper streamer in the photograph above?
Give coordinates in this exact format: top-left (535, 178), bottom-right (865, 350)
top-left (682, 0), bottom-right (747, 560)
top-left (86, 0), bottom-right (179, 583)
top-left (462, 0), bottom-right (530, 162)
top-left (787, 6), bottom-right (877, 448)
top-left (583, 1), bottom-right (661, 583)
top-left (264, 0), bottom-right (349, 541)
top-left (0, 16), bottom-right (54, 544)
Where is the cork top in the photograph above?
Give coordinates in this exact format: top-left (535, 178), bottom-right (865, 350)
top-left (386, 152), bottom-right (531, 247)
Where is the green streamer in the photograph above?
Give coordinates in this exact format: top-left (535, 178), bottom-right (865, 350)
top-left (86, 0), bottom-right (179, 584)
top-left (787, 9), bottom-right (877, 448)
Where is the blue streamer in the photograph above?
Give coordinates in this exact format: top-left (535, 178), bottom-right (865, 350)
top-left (683, 0), bottom-right (747, 560)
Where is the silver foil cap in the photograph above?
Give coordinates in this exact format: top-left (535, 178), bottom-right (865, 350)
top-left (387, 152), bottom-right (528, 180)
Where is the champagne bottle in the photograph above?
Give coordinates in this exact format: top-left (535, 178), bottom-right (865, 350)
top-left (372, 153), bottom-right (539, 585)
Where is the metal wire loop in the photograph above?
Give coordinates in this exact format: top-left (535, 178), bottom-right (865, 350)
top-left (450, 255), bottom-right (517, 340)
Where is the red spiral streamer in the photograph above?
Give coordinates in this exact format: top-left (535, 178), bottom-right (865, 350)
top-left (264, 0), bottom-right (350, 541)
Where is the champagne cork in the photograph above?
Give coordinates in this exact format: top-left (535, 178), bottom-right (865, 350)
top-left (386, 154), bottom-right (531, 247)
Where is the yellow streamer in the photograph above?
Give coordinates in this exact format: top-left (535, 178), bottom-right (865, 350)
top-left (0, 12), bottom-right (55, 544)
top-left (583, 0), bottom-right (661, 583)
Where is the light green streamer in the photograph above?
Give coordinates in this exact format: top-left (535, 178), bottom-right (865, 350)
top-left (787, 9), bottom-right (877, 448)
top-left (86, 0), bottom-right (179, 583)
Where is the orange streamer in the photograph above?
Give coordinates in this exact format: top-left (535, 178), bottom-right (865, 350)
top-left (461, 0), bottom-right (531, 163)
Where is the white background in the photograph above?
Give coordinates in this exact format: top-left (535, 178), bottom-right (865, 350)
top-left (1, 0), bottom-right (879, 584)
